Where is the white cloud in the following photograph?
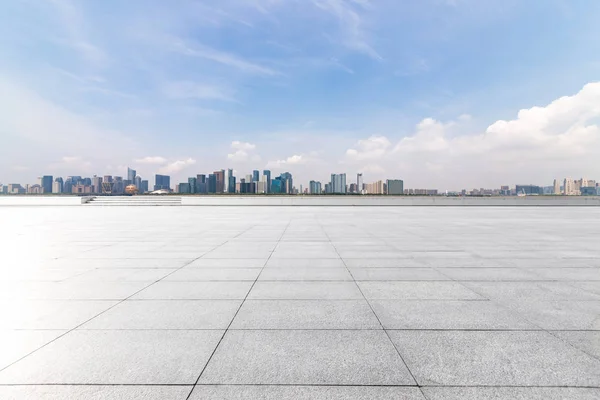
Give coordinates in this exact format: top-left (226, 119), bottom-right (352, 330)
top-left (135, 156), bottom-right (168, 165)
top-left (346, 136), bottom-right (391, 160)
top-left (231, 141), bottom-right (257, 150)
top-left (228, 141), bottom-right (260, 162)
top-left (158, 158), bottom-right (197, 174)
top-left (266, 154), bottom-right (306, 168)
top-left (345, 82), bottom-right (600, 188)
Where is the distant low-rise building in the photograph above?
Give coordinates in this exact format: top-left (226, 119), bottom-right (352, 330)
top-left (516, 185), bottom-right (543, 195)
top-left (386, 179), bottom-right (404, 195)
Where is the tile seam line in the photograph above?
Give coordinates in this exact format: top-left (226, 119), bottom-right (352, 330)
top-left (1, 383), bottom-right (600, 388)
top-left (318, 219), bottom-right (422, 391)
top-left (185, 219), bottom-right (293, 400)
top-left (448, 276), bottom-right (600, 363)
top-left (0, 226), bottom-right (256, 376)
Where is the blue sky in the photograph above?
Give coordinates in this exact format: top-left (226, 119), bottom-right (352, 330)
top-left (1, 0), bottom-right (599, 190)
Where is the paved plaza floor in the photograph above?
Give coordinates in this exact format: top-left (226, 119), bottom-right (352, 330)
top-left (0, 205), bottom-right (599, 399)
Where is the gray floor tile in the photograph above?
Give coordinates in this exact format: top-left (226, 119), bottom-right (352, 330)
top-left (163, 268), bottom-right (261, 281)
top-left (349, 267), bottom-right (449, 281)
top-left (358, 281), bottom-right (483, 300)
top-left (421, 387), bottom-right (600, 400)
top-left (498, 300), bottom-right (600, 330)
top-left (199, 330), bottom-right (416, 385)
top-left (0, 385), bottom-right (192, 400)
top-left (265, 258), bottom-right (346, 268)
top-left (463, 281), bottom-right (600, 301)
top-left (389, 330), bottom-right (600, 386)
top-left (552, 331), bottom-right (600, 360)
top-left (187, 258), bottom-right (266, 268)
top-left (68, 268), bottom-right (174, 281)
top-left (132, 281), bottom-right (253, 299)
top-left (439, 267), bottom-right (541, 281)
top-left (371, 300), bottom-right (536, 330)
top-left (82, 300), bottom-right (242, 329)
top-left (343, 259), bottom-right (430, 268)
top-left (231, 300), bottom-right (381, 329)
top-left (248, 282), bottom-right (364, 299)
top-left (2, 281), bottom-right (152, 300)
top-left (0, 300), bottom-right (118, 329)
top-left (526, 267), bottom-right (600, 281)
top-left (0, 330), bottom-right (223, 384)
top-left (573, 281), bottom-right (600, 295)
top-left (258, 267), bottom-right (352, 281)
top-left (190, 385), bottom-right (425, 399)
top-left (0, 330), bottom-right (65, 370)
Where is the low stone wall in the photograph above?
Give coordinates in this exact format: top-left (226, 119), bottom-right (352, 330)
top-left (181, 196), bottom-right (600, 206)
top-left (0, 196), bottom-right (92, 206)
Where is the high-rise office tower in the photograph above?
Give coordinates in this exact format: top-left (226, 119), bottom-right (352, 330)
top-left (227, 169), bottom-right (236, 194)
top-left (564, 178), bottom-right (575, 195)
top-left (134, 175), bottom-right (142, 191)
top-left (52, 177), bottom-right (63, 194)
top-left (309, 181), bottom-right (322, 194)
top-left (91, 176), bottom-right (102, 194)
top-left (208, 174), bottom-right (217, 193)
top-left (386, 179), bottom-right (404, 195)
top-left (553, 179), bottom-right (561, 195)
top-left (223, 169), bottom-right (235, 193)
top-left (331, 173), bottom-right (347, 194)
top-left (188, 177), bottom-right (197, 194)
top-left (154, 175), bottom-right (171, 191)
top-left (214, 170), bottom-right (225, 193)
top-left (141, 180), bottom-right (149, 193)
top-left (357, 173), bottom-right (363, 193)
top-left (280, 172), bottom-right (293, 194)
top-left (127, 167), bottom-right (136, 182)
top-left (41, 176), bottom-right (53, 194)
top-left (263, 170), bottom-right (271, 192)
top-left (252, 170), bottom-right (259, 182)
top-left (196, 175), bottom-right (207, 194)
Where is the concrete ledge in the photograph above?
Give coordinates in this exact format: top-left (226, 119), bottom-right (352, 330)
top-left (181, 196), bottom-right (600, 206)
top-left (0, 196), bottom-right (92, 206)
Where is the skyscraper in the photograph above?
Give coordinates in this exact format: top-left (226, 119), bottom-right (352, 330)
top-left (263, 170), bottom-right (271, 192)
top-left (127, 167), bottom-right (136, 182)
top-left (309, 181), bottom-right (322, 194)
top-left (252, 170), bottom-right (260, 182)
top-left (280, 172), bottom-right (293, 194)
top-left (92, 176), bottom-right (102, 194)
top-left (357, 173), bottom-right (363, 194)
top-left (564, 178), bottom-right (575, 195)
top-left (41, 176), bottom-right (53, 194)
top-left (553, 179), bottom-right (561, 195)
top-left (188, 177), bottom-right (197, 194)
top-left (214, 170), bottom-right (225, 193)
top-left (141, 180), bottom-right (149, 193)
top-left (197, 174), bottom-right (207, 194)
top-left (331, 173), bottom-right (347, 194)
top-left (228, 170), bottom-right (236, 194)
top-left (208, 174), bottom-right (217, 193)
top-left (134, 175), bottom-right (142, 191)
top-left (52, 177), bottom-right (63, 194)
top-left (154, 175), bottom-right (171, 191)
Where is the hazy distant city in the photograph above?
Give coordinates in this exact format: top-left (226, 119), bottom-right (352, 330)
top-left (1, 167), bottom-right (598, 197)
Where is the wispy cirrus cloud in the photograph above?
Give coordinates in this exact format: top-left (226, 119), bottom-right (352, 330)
top-left (313, 0), bottom-right (382, 61)
top-left (170, 39), bottom-right (280, 75)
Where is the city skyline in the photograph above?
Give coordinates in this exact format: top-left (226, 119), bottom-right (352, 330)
top-left (2, 165), bottom-right (599, 197)
top-left (1, 2), bottom-right (600, 189)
